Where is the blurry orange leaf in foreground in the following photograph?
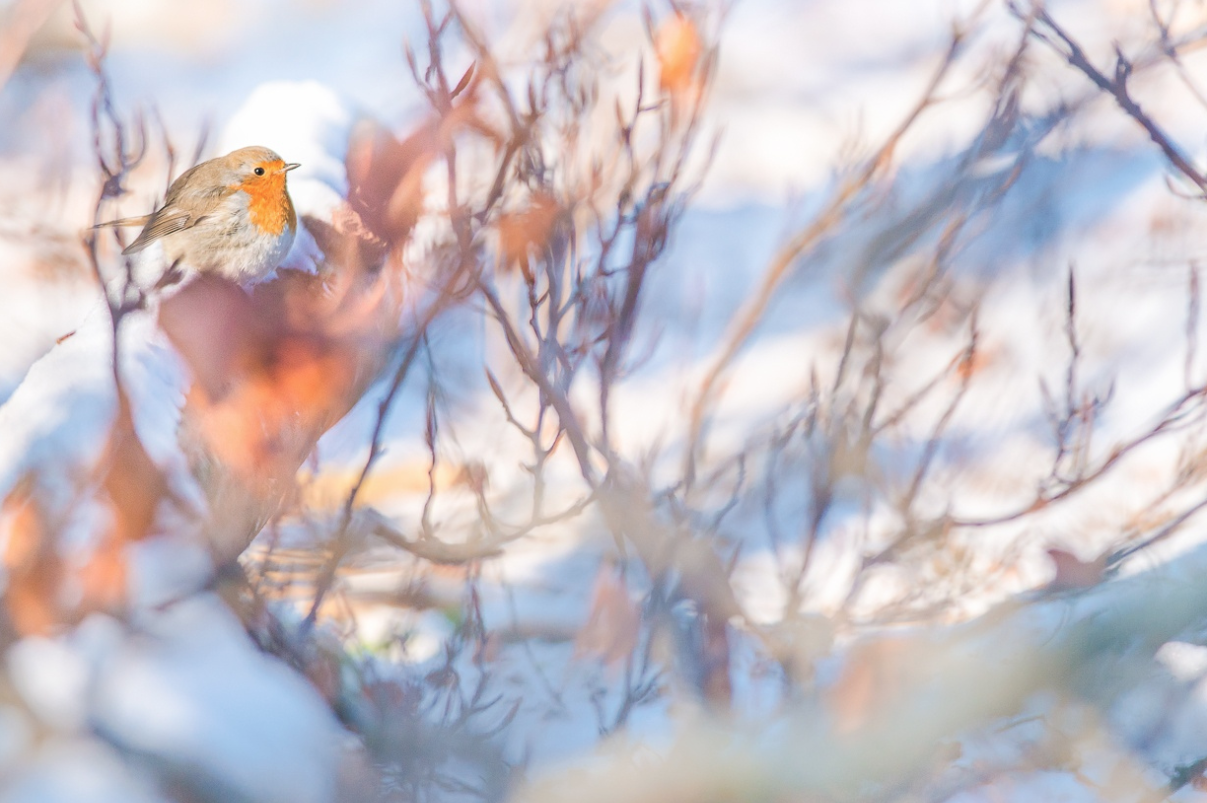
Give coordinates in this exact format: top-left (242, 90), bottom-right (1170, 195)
top-left (0, 401), bottom-right (163, 634)
top-left (496, 194), bottom-right (560, 275)
top-left (655, 13), bottom-right (703, 95)
top-left (830, 637), bottom-right (917, 734)
top-left (99, 399), bottom-right (168, 545)
top-left (161, 275), bottom-right (364, 487)
top-left (157, 276), bottom-right (264, 401)
top-left (1046, 548), bottom-right (1106, 590)
top-left (302, 204), bottom-right (389, 280)
top-left (346, 120), bottom-right (437, 248)
top-left (956, 344), bottom-right (997, 380)
top-left (345, 95), bottom-right (495, 250)
top-left (0, 476), bottom-right (61, 635)
top-left (702, 617), bottom-right (732, 707)
top-left (76, 531), bottom-right (129, 617)
top-left (74, 398), bottom-right (169, 616)
top-left (575, 563), bottom-right (640, 669)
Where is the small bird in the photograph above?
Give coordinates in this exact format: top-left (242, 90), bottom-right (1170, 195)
top-left (97, 146), bottom-right (300, 284)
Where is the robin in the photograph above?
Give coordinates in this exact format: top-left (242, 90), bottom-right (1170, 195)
top-left (97, 146), bottom-right (300, 285)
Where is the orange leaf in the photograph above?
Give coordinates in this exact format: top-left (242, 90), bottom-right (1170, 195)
top-left (701, 616), bottom-right (731, 707)
top-left (575, 563), bottom-right (640, 669)
top-left (77, 530), bottom-right (129, 614)
top-left (830, 637), bottom-right (915, 734)
top-left (160, 275), bottom-right (366, 494)
top-left (1046, 548), bottom-right (1106, 590)
top-left (346, 120), bottom-right (438, 248)
top-left (1, 476), bottom-right (62, 635)
top-left (655, 13), bottom-right (703, 96)
top-left (496, 194), bottom-right (560, 275)
top-left (98, 398), bottom-right (168, 545)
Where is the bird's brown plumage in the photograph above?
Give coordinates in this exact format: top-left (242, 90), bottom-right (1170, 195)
top-left (121, 160), bottom-right (236, 255)
top-left (94, 146), bottom-right (299, 283)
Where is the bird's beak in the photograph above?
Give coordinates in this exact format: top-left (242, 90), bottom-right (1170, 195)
top-left (283, 163), bottom-right (301, 172)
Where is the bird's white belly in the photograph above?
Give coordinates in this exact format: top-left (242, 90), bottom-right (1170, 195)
top-left (155, 215), bottom-right (296, 285)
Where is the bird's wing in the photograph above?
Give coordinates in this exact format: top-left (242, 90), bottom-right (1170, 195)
top-left (119, 161), bottom-right (233, 255)
top-left (120, 209), bottom-right (200, 255)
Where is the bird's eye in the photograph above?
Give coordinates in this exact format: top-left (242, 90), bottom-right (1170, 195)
top-left (253, 166), bottom-right (265, 176)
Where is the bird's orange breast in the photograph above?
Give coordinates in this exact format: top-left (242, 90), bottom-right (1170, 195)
top-left (240, 172), bottom-right (295, 238)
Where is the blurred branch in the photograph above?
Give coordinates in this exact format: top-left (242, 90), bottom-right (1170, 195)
top-left (1147, 0), bottom-right (1207, 111)
top-left (520, 541), bottom-right (1207, 802)
top-left (683, 28), bottom-right (967, 490)
top-left (303, 288), bottom-right (461, 626)
top-left (0, 0), bottom-right (60, 93)
top-left (75, 1), bottom-right (146, 383)
top-left (951, 379), bottom-right (1207, 529)
top-left (1021, 3), bottom-right (1207, 193)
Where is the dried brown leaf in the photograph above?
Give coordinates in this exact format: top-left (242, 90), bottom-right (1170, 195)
top-left (574, 563), bottom-right (640, 668)
top-left (655, 13), bottom-right (703, 96)
top-left (161, 276), bottom-right (365, 492)
top-left (496, 194), bottom-right (560, 275)
top-left (1046, 548), bottom-right (1106, 590)
top-left (1, 476), bottom-right (61, 635)
top-left (346, 120), bottom-right (438, 247)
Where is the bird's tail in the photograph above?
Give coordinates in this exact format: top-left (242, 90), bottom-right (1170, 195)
top-left (93, 215), bottom-right (150, 229)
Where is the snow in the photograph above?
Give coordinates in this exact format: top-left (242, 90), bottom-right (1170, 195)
top-left (1, 597), bottom-right (343, 803)
top-left (0, 737), bottom-right (169, 803)
top-left (0, 597), bottom-right (342, 803)
top-left (6, 634), bottom-right (91, 732)
top-left (92, 596), bottom-right (341, 803)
